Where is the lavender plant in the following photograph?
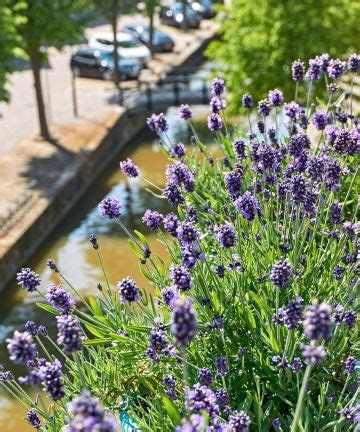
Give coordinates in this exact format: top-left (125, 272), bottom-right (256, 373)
top-left (1, 53), bottom-right (359, 431)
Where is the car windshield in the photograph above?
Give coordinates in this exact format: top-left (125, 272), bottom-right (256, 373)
top-left (118, 39), bottom-right (142, 48)
top-left (173, 3), bottom-right (197, 17)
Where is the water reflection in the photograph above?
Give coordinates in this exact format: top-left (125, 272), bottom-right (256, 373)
top-left (0, 105), bottom-right (212, 431)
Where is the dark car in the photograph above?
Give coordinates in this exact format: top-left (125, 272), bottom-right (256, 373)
top-left (159, 3), bottom-right (202, 29)
top-left (70, 48), bottom-right (141, 80)
top-left (123, 23), bottom-right (175, 53)
top-left (188, 0), bottom-right (216, 19)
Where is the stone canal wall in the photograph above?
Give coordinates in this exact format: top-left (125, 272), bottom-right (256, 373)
top-left (0, 26), bottom-right (217, 293)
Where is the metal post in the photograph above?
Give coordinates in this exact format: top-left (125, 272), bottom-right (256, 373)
top-left (71, 69), bottom-right (78, 117)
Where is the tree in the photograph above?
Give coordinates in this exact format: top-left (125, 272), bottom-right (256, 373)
top-left (143, 0), bottom-right (159, 54)
top-left (10, 0), bottom-right (88, 140)
top-left (0, 1), bottom-right (18, 102)
top-left (93, 0), bottom-right (137, 88)
top-left (207, 0), bottom-right (360, 109)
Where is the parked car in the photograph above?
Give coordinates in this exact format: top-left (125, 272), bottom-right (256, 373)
top-left (188, 0), bottom-right (216, 18)
top-left (70, 48), bottom-right (141, 80)
top-left (159, 3), bottom-right (202, 29)
top-left (88, 32), bottom-right (151, 66)
top-left (123, 23), bottom-right (175, 53)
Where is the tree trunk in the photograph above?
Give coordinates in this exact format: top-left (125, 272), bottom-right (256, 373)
top-left (181, 0), bottom-right (187, 31)
top-left (149, 11), bottom-right (154, 55)
top-left (29, 45), bottom-right (51, 140)
top-left (111, 0), bottom-right (120, 88)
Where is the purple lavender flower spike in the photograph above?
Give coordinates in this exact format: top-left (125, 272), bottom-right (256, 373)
top-left (216, 356), bottom-right (228, 376)
top-left (210, 96), bottom-right (227, 113)
top-left (170, 297), bottom-right (197, 346)
top-left (163, 213), bottom-right (179, 237)
top-left (67, 391), bottom-right (118, 431)
top-left (7, 331), bottom-right (38, 365)
top-left (344, 356), bottom-right (356, 374)
top-left (142, 209), bottom-right (163, 231)
top-left (215, 222), bottom-right (237, 248)
top-left (225, 170), bottom-right (243, 200)
top-left (170, 264), bottom-right (193, 292)
top-left (216, 388), bottom-right (229, 406)
top-left (292, 60), bottom-right (305, 81)
top-left (117, 277), bottom-right (140, 303)
top-left (306, 57), bottom-right (322, 80)
top-left (232, 137), bottom-right (246, 159)
top-left (235, 191), bottom-right (261, 221)
top-left (39, 359), bottom-right (65, 401)
top-left (25, 321), bottom-right (38, 336)
top-left (163, 182), bottom-right (185, 207)
top-left (46, 284), bottom-right (75, 315)
top-left (146, 113), bottom-right (158, 131)
top-left (283, 300), bottom-right (303, 329)
top-left (47, 259), bottom-right (58, 272)
top-left (242, 93), bottom-right (253, 109)
top-left (268, 89), bottom-right (283, 106)
top-left (89, 234), bottom-right (99, 250)
top-left (179, 104), bottom-right (193, 121)
top-left (211, 77), bottom-right (225, 96)
top-left (207, 112), bottom-right (223, 132)
top-left (283, 101), bottom-right (300, 119)
top-left (330, 200), bottom-right (342, 225)
top-left (327, 58), bottom-right (346, 79)
top-left (56, 315), bottom-right (84, 355)
top-left (161, 286), bottom-right (176, 306)
top-left (27, 409), bottom-right (42, 429)
top-left (228, 411), bottom-right (251, 431)
top-left (272, 418), bottom-right (281, 429)
top-left (324, 159), bottom-right (341, 190)
top-left (312, 113), bottom-right (329, 130)
top-left (177, 221), bottom-right (200, 244)
top-left (303, 302), bottom-right (333, 341)
top-left (170, 143), bottom-right (186, 158)
top-left (301, 344), bottom-right (326, 365)
top-left (258, 99), bottom-right (271, 117)
top-left (186, 383), bottom-right (219, 416)
top-left (289, 133), bottom-right (310, 157)
top-left (156, 113), bottom-right (169, 133)
top-left (98, 197), bottom-right (121, 219)
top-left (119, 158), bottom-right (139, 178)
top-left (199, 368), bottom-right (213, 386)
top-left (347, 53), bottom-right (360, 73)
top-left (16, 268), bottom-right (41, 293)
top-left (270, 259), bottom-right (292, 289)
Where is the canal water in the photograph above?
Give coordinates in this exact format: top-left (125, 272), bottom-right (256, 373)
top-left (0, 105), bottom-right (220, 431)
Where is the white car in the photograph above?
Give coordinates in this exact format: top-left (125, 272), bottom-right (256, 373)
top-left (88, 32), bottom-right (151, 66)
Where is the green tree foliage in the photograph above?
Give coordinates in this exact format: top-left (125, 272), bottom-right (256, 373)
top-left (207, 0), bottom-right (360, 109)
top-left (0, 1), bottom-right (18, 102)
top-left (9, 0), bottom-right (89, 139)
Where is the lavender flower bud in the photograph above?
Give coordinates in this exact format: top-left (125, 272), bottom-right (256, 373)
top-left (117, 277), bottom-right (140, 303)
top-left (98, 197), bottom-right (121, 219)
top-left (16, 268), bottom-right (41, 293)
top-left (171, 297), bottom-right (197, 346)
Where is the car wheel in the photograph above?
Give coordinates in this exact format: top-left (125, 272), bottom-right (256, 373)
top-left (73, 66), bottom-right (81, 77)
top-left (102, 70), bottom-right (113, 81)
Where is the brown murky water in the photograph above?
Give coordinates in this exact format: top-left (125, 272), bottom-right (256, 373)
top-left (0, 105), bottom-right (223, 431)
